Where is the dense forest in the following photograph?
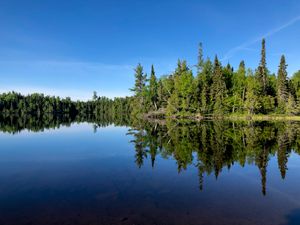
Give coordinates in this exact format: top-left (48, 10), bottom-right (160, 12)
top-left (0, 91), bottom-right (131, 119)
top-left (130, 39), bottom-right (300, 118)
top-left (1, 39), bottom-right (300, 119)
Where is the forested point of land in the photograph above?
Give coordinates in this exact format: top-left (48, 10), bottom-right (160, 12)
top-left (1, 39), bottom-right (300, 120)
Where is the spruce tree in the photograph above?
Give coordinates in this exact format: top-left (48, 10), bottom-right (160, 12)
top-left (231, 61), bottom-right (246, 113)
top-left (194, 43), bottom-right (204, 112)
top-left (149, 65), bottom-right (158, 110)
top-left (257, 39), bottom-right (268, 94)
top-left (277, 55), bottom-right (289, 112)
top-left (200, 59), bottom-right (212, 114)
top-left (197, 42), bottom-right (204, 74)
top-left (210, 56), bottom-right (227, 115)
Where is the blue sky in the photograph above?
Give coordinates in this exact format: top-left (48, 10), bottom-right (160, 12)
top-left (0, 0), bottom-right (300, 100)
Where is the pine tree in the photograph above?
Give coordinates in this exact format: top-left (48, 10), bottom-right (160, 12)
top-left (130, 63), bottom-right (147, 96)
top-left (130, 63), bottom-right (147, 115)
top-left (277, 55), bottom-right (289, 112)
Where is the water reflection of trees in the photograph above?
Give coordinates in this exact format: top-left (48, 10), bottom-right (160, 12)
top-left (0, 113), bottom-right (131, 134)
top-left (128, 120), bottom-right (300, 195)
top-left (1, 114), bottom-right (299, 196)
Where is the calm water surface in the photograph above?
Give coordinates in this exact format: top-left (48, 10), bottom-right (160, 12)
top-left (0, 121), bottom-right (300, 225)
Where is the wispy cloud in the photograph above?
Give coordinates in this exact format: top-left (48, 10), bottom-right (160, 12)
top-left (0, 85), bottom-right (131, 100)
top-left (0, 60), bottom-right (133, 73)
top-left (221, 15), bottom-right (300, 62)
top-left (0, 60), bottom-right (134, 100)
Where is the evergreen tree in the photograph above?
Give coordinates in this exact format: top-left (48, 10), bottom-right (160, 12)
top-left (197, 42), bottom-right (204, 74)
top-left (148, 65), bottom-right (158, 110)
top-left (3, 40), bottom-right (300, 119)
top-left (223, 63), bottom-right (233, 91)
top-left (130, 63), bottom-right (147, 115)
top-left (277, 55), bottom-right (289, 112)
top-left (286, 94), bottom-right (298, 115)
top-left (200, 59), bottom-right (213, 114)
top-left (245, 69), bottom-right (261, 114)
top-left (231, 61), bottom-right (246, 113)
top-left (130, 63), bottom-right (147, 96)
top-left (257, 39), bottom-right (268, 94)
top-left (167, 61), bottom-right (195, 116)
top-left (210, 56), bottom-right (227, 115)
top-left (93, 91), bottom-right (98, 101)
top-left (291, 70), bottom-right (300, 100)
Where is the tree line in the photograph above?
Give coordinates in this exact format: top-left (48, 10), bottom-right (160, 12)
top-left (130, 39), bottom-right (300, 117)
top-left (1, 38), bottom-right (300, 119)
top-left (0, 91), bottom-right (132, 119)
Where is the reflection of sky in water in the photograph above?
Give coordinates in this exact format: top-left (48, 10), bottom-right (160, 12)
top-left (0, 123), bottom-right (133, 161)
top-left (0, 123), bottom-right (300, 225)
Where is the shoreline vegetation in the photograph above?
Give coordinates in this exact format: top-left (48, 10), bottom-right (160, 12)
top-left (130, 39), bottom-right (300, 121)
top-left (143, 109), bottom-right (300, 121)
top-left (1, 39), bottom-right (300, 122)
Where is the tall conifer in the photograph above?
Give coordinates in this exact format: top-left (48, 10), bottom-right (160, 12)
top-left (277, 55), bottom-right (288, 112)
top-left (258, 39), bottom-right (268, 94)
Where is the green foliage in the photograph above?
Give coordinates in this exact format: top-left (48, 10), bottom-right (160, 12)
top-left (257, 38), bottom-right (269, 94)
top-left (130, 63), bottom-right (147, 95)
top-left (286, 94), bottom-right (298, 115)
top-left (127, 39), bottom-right (300, 118)
top-left (130, 63), bottom-right (148, 116)
top-left (199, 58), bottom-right (213, 114)
top-left (210, 56), bottom-right (227, 115)
top-left (231, 61), bottom-right (246, 113)
top-left (2, 39), bottom-right (300, 119)
top-left (291, 70), bottom-right (300, 100)
top-left (261, 95), bottom-right (275, 114)
top-left (245, 70), bottom-right (261, 114)
top-left (277, 55), bottom-right (289, 113)
top-left (148, 65), bottom-right (158, 110)
top-left (166, 60), bottom-right (196, 117)
top-left (0, 92), bottom-right (132, 120)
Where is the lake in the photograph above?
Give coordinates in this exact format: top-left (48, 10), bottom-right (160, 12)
top-left (0, 119), bottom-right (300, 225)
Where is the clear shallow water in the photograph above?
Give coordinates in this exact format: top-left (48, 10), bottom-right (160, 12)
top-left (0, 121), bottom-right (300, 225)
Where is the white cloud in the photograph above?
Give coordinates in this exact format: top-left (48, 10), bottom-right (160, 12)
top-left (0, 85), bottom-right (132, 100)
top-left (0, 60), bottom-right (134, 99)
top-left (221, 15), bottom-right (300, 62)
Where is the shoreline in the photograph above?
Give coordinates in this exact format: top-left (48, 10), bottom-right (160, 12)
top-left (143, 112), bottom-right (300, 122)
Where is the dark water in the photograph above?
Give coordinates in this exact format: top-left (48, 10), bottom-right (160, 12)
top-left (1, 120), bottom-right (300, 225)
